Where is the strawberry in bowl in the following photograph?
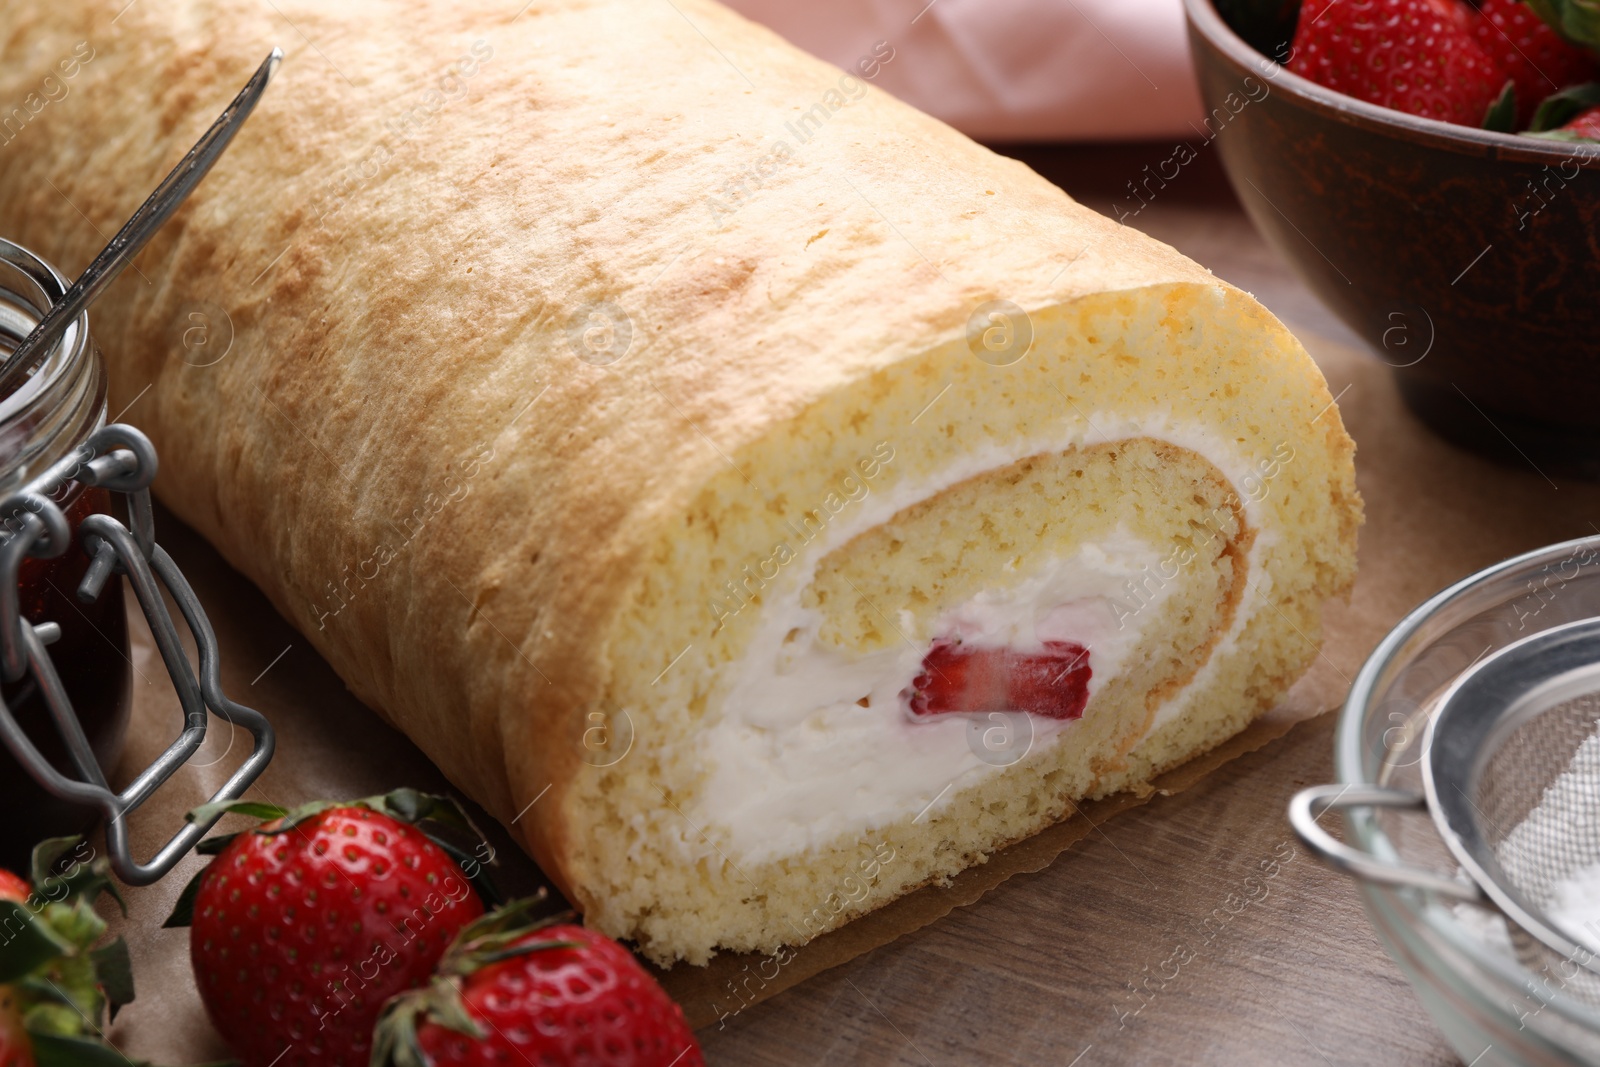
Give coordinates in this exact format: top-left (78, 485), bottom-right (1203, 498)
top-left (1186, 0), bottom-right (1600, 478)
top-left (1285, 0), bottom-right (1510, 126)
top-left (1279, 0), bottom-right (1600, 132)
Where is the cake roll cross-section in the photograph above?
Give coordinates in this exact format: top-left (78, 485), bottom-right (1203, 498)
top-left (0, 0), bottom-right (1360, 964)
top-left (592, 287), bottom-right (1355, 963)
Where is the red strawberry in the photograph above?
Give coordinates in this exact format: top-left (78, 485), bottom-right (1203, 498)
top-left (1288, 0), bottom-right (1509, 125)
top-left (903, 639), bottom-right (1091, 720)
top-left (1557, 102), bottom-right (1600, 135)
top-left (375, 900), bottom-right (704, 1067)
top-left (1474, 0), bottom-right (1598, 124)
top-left (0, 868), bottom-right (30, 1067)
top-left (0, 984), bottom-right (29, 1067)
top-left (167, 791), bottom-right (493, 1067)
top-left (0, 870), bottom-right (27, 904)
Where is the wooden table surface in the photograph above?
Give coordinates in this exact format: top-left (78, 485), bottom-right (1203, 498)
top-left (99, 142), bottom-right (1598, 1067)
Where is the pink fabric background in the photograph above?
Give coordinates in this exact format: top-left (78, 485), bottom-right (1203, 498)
top-left (723, 0), bottom-right (1205, 141)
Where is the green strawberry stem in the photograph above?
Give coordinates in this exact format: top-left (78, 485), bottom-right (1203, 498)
top-left (1483, 79), bottom-right (1518, 131)
top-left (0, 839), bottom-right (151, 1063)
top-left (433, 894), bottom-right (577, 975)
top-left (1522, 127), bottom-right (1600, 138)
top-left (1526, 80), bottom-right (1600, 130)
top-left (370, 893), bottom-right (577, 1067)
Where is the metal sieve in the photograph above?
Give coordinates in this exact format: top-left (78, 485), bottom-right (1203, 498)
top-left (1294, 615), bottom-right (1600, 999)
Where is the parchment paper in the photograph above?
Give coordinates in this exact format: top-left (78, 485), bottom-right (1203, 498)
top-left (93, 330), bottom-right (1600, 1059)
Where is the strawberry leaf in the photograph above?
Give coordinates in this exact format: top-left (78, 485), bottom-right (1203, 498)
top-left (28, 1032), bottom-right (137, 1067)
top-left (370, 788), bottom-right (476, 841)
top-left (89, 937), bottom-right (135, 1018)
top-left (28, 837), bottom-right (123, 916)
top-left (446, 893), bottom-right (560, 947)
top-left (372, 895), bottom-right (574, 1067)
top-left (1528, 81), bottom-right (1600, 131)
top-left (17, 977), bottom-right (86, 1011)
top-left (366, 789), bottom-right (504, 907)
top-left (372, 995), bottom-right (442, 1067)
top-left (1524, 0), bottom-right (1600, 49)
top-left (161, 866), bottom-right (209, 929)
top-left (194, 832), bottom-right (239, 857)
top-left (378, 787), bottom-right (441, 826)
top-left (1522, 126), bottom-right (1600, 140)
top-left (30, 1032), bottom-right (197, 1067)
top-left (371, 977), bottom-right (486, 1067)
top-left (426, 984), bottom-right (486, 1040)
top-left (436, 893), bottom-right (578, 975)
top-left (1484, 80), bottom-right (1518, 131)
top-left (29, 837), bottom-right (85, 886)
top-left (0, 899), bottom-right (74, 983)
top-left (422, 837), bottom-right (503, 910)
top-left (185, 799), bottom-right (290, 826)
top-left (472, 937), bottom-right (585, 968)
top-left (186, 797), bottom-right (341, 838)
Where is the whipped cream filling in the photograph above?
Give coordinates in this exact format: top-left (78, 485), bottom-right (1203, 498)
top-left (693, 535), bottom-right (1169, 865)
top-left (688, 418), bottom-right (1273, 865)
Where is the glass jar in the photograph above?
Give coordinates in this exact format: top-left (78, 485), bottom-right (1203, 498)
top-left (0, 238), bottom-right (130, 869)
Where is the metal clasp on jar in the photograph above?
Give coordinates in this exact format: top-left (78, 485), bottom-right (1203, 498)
top-left (0, 423), bottom-right (273, 884)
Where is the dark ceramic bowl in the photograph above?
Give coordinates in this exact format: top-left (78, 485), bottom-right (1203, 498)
top-left (1186, 0), bottom-right (1600, 479)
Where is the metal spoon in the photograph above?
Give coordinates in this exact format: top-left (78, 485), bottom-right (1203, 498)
top-left (0, 46), bottom-right (283, 398)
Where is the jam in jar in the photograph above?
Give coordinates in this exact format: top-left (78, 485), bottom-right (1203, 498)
top-left (0, 238), bottom-right (130, 869)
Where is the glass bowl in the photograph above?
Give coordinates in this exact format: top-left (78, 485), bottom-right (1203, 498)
top-left (1303, 535), bottom-right (1600, 1065)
